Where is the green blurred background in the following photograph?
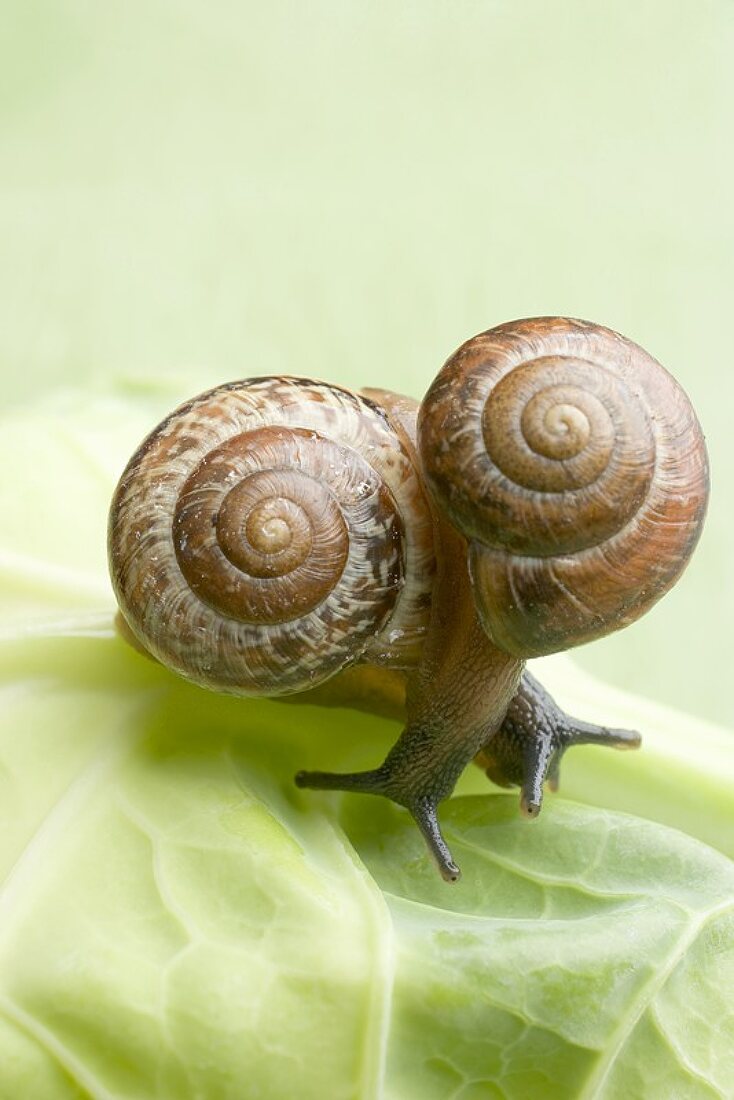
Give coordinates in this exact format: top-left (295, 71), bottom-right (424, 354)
top-left (1, 0), bottom-right (732, 726)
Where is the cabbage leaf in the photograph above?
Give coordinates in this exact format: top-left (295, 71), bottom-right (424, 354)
top-left (0, 389), bottom-right (732, 1099)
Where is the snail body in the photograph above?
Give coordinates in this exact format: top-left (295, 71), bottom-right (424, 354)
top-left (109, 318), bottom-right (709, 881)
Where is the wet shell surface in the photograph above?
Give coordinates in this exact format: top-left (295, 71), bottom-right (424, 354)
top-left (109, 377), bottom-right (435, 695)
top-left (418, 316), bottom-right (710, 657)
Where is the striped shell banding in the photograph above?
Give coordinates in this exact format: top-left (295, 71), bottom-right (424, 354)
top-left (417, 317), bottom-right (709, 658)
top-left (109, 377), bottom-right (435, 695)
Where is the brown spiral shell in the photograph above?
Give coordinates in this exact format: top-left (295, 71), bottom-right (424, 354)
top-left (417, 317), bottom-right (710, 658)
top-left (108, 377), bottom-right (434, 695)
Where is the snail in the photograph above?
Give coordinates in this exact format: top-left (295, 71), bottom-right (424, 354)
top-left (108, 317), bottom-right (710, 881)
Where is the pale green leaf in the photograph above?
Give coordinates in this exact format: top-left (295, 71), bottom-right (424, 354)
top-left (0, 388), bottom-right (732, 1098)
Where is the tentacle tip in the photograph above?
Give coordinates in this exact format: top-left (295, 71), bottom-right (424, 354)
top-left (439, 860), bottom-right (462, 884)
top-left (294, 770), bottom-right (312, 789)
top-left (613, 729), bottom-right (642, 751)
top-left (520, 795), bottom-right (543, 819)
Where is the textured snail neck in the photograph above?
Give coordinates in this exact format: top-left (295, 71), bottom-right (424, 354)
top-left (360, 386), bottom-right (522, 761)
top-left (394, 519), bottom-right (523, 799)
top-left (294, 392), bottom-right (525, 880)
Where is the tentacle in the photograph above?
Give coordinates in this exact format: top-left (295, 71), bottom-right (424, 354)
top-left (560, 716), bottom-right (641, 750)
top-left (412, 797), bottom-right (461, 882)
top-left (476, 670), bottom-right (640, 815)
top-left (295, 766), bottom-right (387, 796)
top-left (519, 731), bottom-right (556, 818)
top-left (295, 764), bottom-right (460, 881)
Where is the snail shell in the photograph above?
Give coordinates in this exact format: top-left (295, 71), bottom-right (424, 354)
top-left (418, 317), bottom-right (710, 657)
top-left (109, 378), bottom-right (434, 695)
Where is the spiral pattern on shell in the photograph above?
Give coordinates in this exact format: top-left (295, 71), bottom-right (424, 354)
top-left (109, 377), bottom-right (434, 695)
top-left (417, 317), bottom-right (709, 657)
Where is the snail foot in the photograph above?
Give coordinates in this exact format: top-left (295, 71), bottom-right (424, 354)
top-left (294, 767), bottom-right (461, 882)
top-left (477, 672), bottom-right (641, 817)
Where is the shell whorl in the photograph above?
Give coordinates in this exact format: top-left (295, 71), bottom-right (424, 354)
top-left (109, 378), bottom-right (434, 695)
top-left (417, 317), bottom-right (710, 657)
